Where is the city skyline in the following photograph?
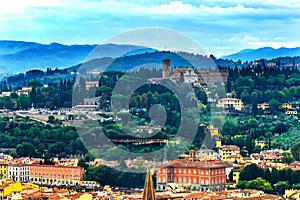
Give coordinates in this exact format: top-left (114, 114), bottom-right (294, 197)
top-left (0, 0), bottom-right (299, 57)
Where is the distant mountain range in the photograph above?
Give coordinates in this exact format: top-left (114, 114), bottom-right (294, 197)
top-left (223, 47), bottom-right (300, 61)
top-left (1, 40), bottom-right (300, 75)
top-left (0, 40), bottom-right (151, 74)
top-left (0, 40), bottom-right (236, 75)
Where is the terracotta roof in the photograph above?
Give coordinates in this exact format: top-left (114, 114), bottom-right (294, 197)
top-left (165, 159), bottom-right (229, 169)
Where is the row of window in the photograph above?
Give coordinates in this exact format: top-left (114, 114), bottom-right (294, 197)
top-left (31, 171), bottom-right (81, 175)
top-left (161, 168), bottom-right (225, 175)
top-left (158, 176), bottom-right (225, 185)
top-left (31, 174), bottom-right (81, 180)
top-left (8, 167), bottom-right (30, 170)
top-left (9, 171), bottom-right (30, 176)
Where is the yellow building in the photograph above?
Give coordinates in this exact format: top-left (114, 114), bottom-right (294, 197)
top-left (281, 103), bottom-right (293, 110)
top-left (284, 189), bottom-right (300, 199)
top-left (217, 98), bottom-right (243, 110)
top-left (232, 169), bottom-right (240, 185)
top-left (219, 145), bottom-right (242, 163)
top-left (257, 103), bottom-right (270, 110)
top-left (0, 181), bottom-right (39, 199)
top-left (0, 163), bottom-right (7, 179)
top-left (0, 181), bottom-right (23, 199)
top-left (76, 193), bottom-right (93, 200)
top-left (255, 140), bottom-right (265, 149)
top-left (206, 125), bottom-right (219, 137)
top-left (216, 138), bottom-right (222, 148)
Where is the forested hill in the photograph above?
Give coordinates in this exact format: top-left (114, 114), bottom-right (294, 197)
top-left (67, 51), bottom-right (238, 72)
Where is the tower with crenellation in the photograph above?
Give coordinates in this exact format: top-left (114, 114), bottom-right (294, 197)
top-left (162, 58), bottom-right (170, 78)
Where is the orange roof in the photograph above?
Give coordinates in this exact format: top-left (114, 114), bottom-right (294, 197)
top-left (165, 159), bottom-right (229, 169)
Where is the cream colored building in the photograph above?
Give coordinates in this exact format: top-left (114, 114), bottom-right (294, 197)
top-left (257, 103), bottom-right (270, 110)
top-left (217, 98), bottom-right (243, 110)
top-left (219, 145), bottom-right (242, 163)
top-left (284, 189), bottom-right (300, 199)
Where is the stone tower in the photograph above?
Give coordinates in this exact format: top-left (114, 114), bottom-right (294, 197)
top-left (162, 59), bottom-right (170, 78)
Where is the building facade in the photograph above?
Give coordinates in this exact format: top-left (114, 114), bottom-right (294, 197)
top-left (0, 163), bottom-right (7, 179)
top-left (156, 159), bottom-right (228, 192)
top-left (218, 145), bottom-right (242, 163)
top-left (30, 165), bottom-right (83, 185)
top-left (217, 98), bottom-right (243, 110)
top-left (7, 164), bottom-right (30, 182)
top-left (181, 68), bottom-right (198, 83)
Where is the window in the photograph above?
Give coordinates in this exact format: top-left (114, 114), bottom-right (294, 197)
top-left (188, 169), bottom-right (191, 174)
top-left (179, 169), bottom-right (181, 173)
top-left (174, 177), bottom-right (176, 182)
top-left (201, 178), bottom-right (204, 184)
top-left (194, 169), bottom-right (196, 174)
top-left (184, 169), bottom-right (186, 174)
top-left (188, 177), bottom-right (191, 183)
top-left (178, 177), bottom-right (182, 183)
top-left (183, 177), bottom-right (186, 183)
top-left (206, 170), bottom-right (209, 175)
top-left (193, 177), bottom-right (197, 184)
top-left (206, 178), bottom-right (209, 184)
top-left (174, 168), bottom-right (176, 173)
top-left (201, 170), bottom-right (204, 175)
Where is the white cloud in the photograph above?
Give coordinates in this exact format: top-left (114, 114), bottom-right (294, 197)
top-left (0, 0), bottom-right (299, 56)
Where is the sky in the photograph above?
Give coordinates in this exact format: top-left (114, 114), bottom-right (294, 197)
top-left (0, 0), bottom-right (299, 56)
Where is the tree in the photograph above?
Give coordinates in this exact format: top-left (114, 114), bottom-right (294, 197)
top-left (273, 123), bottom-right (288, 134)
top-left (239, 164), bottom-right (263, 181)
top-left (17, 94), bottom-right (31, 109)
top-left (237, 177), bottom-right (273, 193)
top-left (47, 115), bottom-right (55, 124)
top-left (291, 142), bottom-right (300, 161)
top-left (269, 99), bottom-right (280, 113)
top-left (16, 142), bottom-right (36, 157)
top-left (282, 155), bottom-right (293, 164)
top-left (78, 158), bottom-right (88, 170)
top-left (292, 183), bottom-right (300, 190)
top-left (245, 177), bottom-right (273, 193)
top-left (263, 168), bottom-right (271, 182)
top-left (233, 136), bottom-right (245, 148)
top-left (274, 181), bottom-right (290, 195)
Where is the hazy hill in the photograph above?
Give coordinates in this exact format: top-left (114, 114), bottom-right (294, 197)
top-left (223, 47), bottom-right (300, 61)
top-left (0, 41), bottom-right (148, 74)
top-left (0, 40), bottom-right (242, 76)
top-left (67, 51), bottom-right (237, 73)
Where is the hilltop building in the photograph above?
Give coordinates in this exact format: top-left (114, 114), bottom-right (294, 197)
top-left (162, 58), bottom-right (171, 78)
top-left (149, 59), bottom-right (229, 86)
top-left (217, 98), bottom-right (243, 111)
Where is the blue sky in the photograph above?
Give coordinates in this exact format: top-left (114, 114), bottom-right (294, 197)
top-left (0, 0), bottom-right (299, 56)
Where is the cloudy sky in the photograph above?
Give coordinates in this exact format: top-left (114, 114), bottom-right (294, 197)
top-left (0, 0), bottom-right (299, 56)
